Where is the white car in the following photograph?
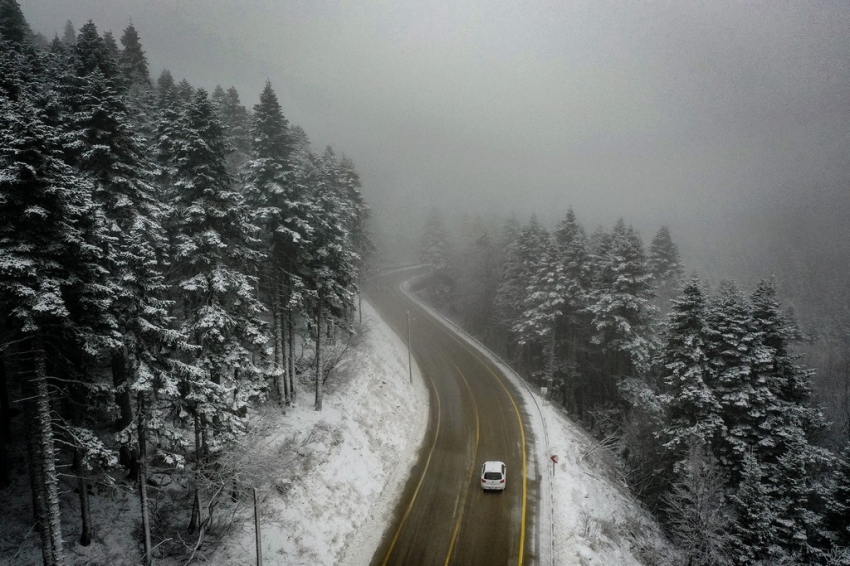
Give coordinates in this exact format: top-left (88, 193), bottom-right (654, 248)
top-left (480, 460), bottom-right (507, 491)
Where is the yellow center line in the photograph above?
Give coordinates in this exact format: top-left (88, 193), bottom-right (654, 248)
top-left (443, 359), bottom-right (480, 566)
top-left (444, 331), bottom-right (528, 566)
top-left (381, 354), bottom-right (442, 566)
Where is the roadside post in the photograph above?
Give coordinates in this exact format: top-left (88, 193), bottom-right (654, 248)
top-left (551, 454), bottom-right (558, 475)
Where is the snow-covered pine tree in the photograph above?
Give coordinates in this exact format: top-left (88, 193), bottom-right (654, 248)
top-left (649, 226), bottom-right (684, 316)
top-left (62, 19), bottom-right (75, 46)
top-left (306, 147), bottom-right (361, 411)
top-left (118, 22), bottom-right (150, 87)
top-left (60, 34), bottom-right (175, 558)
top-left (0, 0), bottom-right (30, 44)
top-left (419, 207), bottom-right (455, 303)
top-left (241, 80), bottom-right (311, 405)
top-left (454, 217), bottom-right (498, 338)
top-left (730, 451), bottom-right (788, 565)
top-left (514, 233), bottom-right (562, 388)
top-left (73, 21), bottom-right (121, 87)
top-left (586, 219), bottom-right (656, 382)
top-left (494, 215), bottom-right (548, 373)
top-left (825, 443), bottom-right (850, 550)
top-left (213, 85), bottom-right (251, 171)
top-left (659, 276), bottom-right (725, 462)
top-left (706, 279), bottom-right (756, 480)
top-left (745, 279), bottom-right (831, 560)
top-left (551, 209), bottom-right (591, 410)
top-left (0, 69), bottom-right (106, 566)
top-left (649, 226), bottom-right (683, 282)
top-left (157, 88), bottom-right (266, 530)
top-left (491, 216), bottom-right (522, 349)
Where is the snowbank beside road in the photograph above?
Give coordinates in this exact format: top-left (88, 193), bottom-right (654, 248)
top-left (213, 299), bottom-right (429, 565)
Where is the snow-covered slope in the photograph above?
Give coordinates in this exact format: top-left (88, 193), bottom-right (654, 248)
top-left (0, 292), bottom-right (670, 565)
top-left (213, 291), bottom-right (673, 565)
top-left (211, 299), bottom-right (429, 565)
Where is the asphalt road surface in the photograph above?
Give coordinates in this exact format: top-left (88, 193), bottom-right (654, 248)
top-left (367, 268), bottom-right (538, 566)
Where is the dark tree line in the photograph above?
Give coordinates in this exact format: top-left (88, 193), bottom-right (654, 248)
top-left (421, 208), bottom-right (850, 564)
top-left (0, 3), bottom-right (371, 564)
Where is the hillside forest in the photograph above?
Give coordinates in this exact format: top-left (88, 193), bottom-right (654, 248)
top-left (416, 207), bottom-right (850, 565)
top-left (0, 4), bottom-right (371, 564)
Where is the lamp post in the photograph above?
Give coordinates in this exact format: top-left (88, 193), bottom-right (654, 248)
top-left (407, 310), bottom-right (412, 384)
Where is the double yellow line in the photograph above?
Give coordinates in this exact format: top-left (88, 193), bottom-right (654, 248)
top-left (380, 309), bottom-right (528, 566)
top-left (448, 333), bottom-right (528, 566)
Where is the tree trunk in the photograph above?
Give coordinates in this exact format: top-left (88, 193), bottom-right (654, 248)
top-left (288, 310), bottom-right (296, 402)
top-left (188, 412), bottom-right (202, 533)
top-left (26, 336), bottom-right (65, 565)
top-left (137, 392), bottom-right (152, 565)
top-left (112, 350), bottom-right (133, 431)
top-left (0, 351), bottom-right (9, 487)
top-left (0, 430), bottom-right (7, 488)
top-left (24, 393), bottom-right (53, 564)
top-left (73, 448), bottom-right (92, 546)
top-left (281, 304), bottom-right (289, 404)
top-left (253, 487), bottom-right (262, 566)
top-left (275, 288), bottom-right (290, 404)
top-left (272, 281), bottom-right (282, 403)
top-left (315, 298), bottom-right (323, 411)
top-left (0, 352), bottom-right (11, 442)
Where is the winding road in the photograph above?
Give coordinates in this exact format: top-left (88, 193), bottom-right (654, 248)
top-left (367, 268), bottom-right (539, 566)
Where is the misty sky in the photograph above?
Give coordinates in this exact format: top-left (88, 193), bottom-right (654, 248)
top-left (23, 1), bottom-right (850, 280)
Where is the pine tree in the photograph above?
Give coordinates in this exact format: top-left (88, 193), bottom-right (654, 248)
top-left (102, 30), bottom-right (119, 62)
top-left (513, 233), bottom-right (561, 384)
top-left (659, 276), bottom-right (725, 459)
top-left (0, 90), bottom-right (107, 566)
top-left (649, 226), bottom-right (684, 283)
top-left (63, 44), bottom-right (174, 557)
top-left (157, 88), bottom-right (266, 530)
top-left (551, 209), bottom-right (591, 409)
top-left (455, 217), bottom-right (498, 337)
top-left (730, 451), bottom-right (787, 565)
top-left (586, 219), bottom-right (656, 380)
top-left (706, 280), bottom-right (757, 478)
top-left (119, 22), bottom-right (150, 86)
top-left (73, 21), bottom-right (120, 84)
top-left (241, 80), bottom-right (308, 404)
top-left (306, 147), bottom-right (361, 410)
top-left (0, 0), bottom-right (30, 44)
top-left (825, 443), bottom-right (850, 549)
top-left (213, 85), bottom-right (251, 170)
top-left (62, 20), bottom-right (75, 46)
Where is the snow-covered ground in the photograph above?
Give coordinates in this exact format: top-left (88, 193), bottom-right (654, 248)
top-left (212, 288), bottom-right (673, 565)
top-left (210, 299), bottom-right (430, 565)
top-left (1, 290), bottom-right (671, 565)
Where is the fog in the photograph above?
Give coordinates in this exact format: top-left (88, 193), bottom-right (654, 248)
top-left (25, 0), bottom-right (850, 305)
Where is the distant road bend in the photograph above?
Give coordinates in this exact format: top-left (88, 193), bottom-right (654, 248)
top-left (367, 267), bottom-right (538, 566)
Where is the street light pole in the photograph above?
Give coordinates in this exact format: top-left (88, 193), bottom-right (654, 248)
top-left (407, 310), bottom-right (412, 384)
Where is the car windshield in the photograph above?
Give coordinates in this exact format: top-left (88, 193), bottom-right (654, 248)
top-left (483, 472), bottom-right (502, 480)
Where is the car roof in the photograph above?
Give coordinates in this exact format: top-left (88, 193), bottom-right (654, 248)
top-left (483, 460), bottom-right (505, 472)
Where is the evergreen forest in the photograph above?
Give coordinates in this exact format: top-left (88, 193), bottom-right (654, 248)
top-left (417, 207), bottom-right (850, 565)
top-left (0, 4), bottom-right (371, 564)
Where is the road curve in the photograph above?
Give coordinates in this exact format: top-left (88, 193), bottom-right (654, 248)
top-left (367, 268), bottom-right (538, 566)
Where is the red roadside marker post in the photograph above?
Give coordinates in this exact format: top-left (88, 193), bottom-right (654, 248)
top-left (550, 454), bottom-right (558, 475)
